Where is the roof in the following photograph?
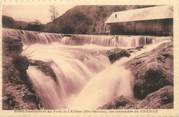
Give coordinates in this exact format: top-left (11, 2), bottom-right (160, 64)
top-left (105, 6), bottom-right (173, 24)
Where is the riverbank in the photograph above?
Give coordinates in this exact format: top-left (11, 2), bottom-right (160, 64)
top-left (2, 29), bottom-right (173, 109)
top-left (101, 41), bottom-right (173, 109)
top-left (2, 36), bottom-right (42, 109)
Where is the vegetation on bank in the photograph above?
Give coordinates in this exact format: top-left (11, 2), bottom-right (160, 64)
top-left (2, 15), bottom-right (45, 31)
top-left (2, 36), bottom-right (42, 109)
top-left (3, 5), bottom-right (153, 34)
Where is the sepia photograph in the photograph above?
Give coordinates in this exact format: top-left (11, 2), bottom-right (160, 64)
top-left (2, 4), bottom-right (173, 110)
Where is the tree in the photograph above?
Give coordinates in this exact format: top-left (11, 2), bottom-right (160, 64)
top-left (2, 15), bottom-right (15, 28)
top-left (49, 5), bottom-right (59, 21)
top-left (61, 25), bottom-right (74, 34)
top-left (24, 20), bottom-right (45, 31)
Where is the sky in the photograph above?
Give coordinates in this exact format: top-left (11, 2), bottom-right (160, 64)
top-left (2, 5), bottom-right (76, 24)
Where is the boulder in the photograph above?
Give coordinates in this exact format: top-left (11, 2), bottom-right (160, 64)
top-left (106, 48), bottom-right (130, 63)
top-left (13, 56), bottom-right (29, 71)
top-left (3, 94), bottom-right (17, 110)
top-left (125, 42), bottom-right (173, 99)
top-left (137, 86), bottom-right (173, 109)
top-left (30, 60), bottom-right (58, 83)
top-left (99, 96), bottom-right (137, 109)
top-left (3, 36), bottom-right (23, 57)
top-left (12, 56), bottom-right (30, 83)
top-left (3, 56), bottom-right (23, 84)
top-left (99, 86), bottom-right (173, 109)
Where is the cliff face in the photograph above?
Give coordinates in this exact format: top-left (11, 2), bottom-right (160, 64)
top-left (101, 42), bottom-right (173, 109)
top-left (2, 36), bottom-right (42, 110)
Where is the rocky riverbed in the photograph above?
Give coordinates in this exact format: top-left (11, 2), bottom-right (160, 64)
top-left (2, 36), bottom-right (42, 109)
top-left (2, 34), bottom-right (173, 109)
top-left (101, 41), bottom-right (173, 109)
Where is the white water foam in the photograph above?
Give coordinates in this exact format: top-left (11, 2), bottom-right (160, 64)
top-left (3, 28), bottom-right (171, 109)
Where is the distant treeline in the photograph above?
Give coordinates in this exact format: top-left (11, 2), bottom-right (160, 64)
top-left (2, 5), bottom-right (154, 34)
top-left (2, 15), bottom-right (45, 31)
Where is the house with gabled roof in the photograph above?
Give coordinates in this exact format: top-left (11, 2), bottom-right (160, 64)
top-left (105, 6), bottom-right (173, 36)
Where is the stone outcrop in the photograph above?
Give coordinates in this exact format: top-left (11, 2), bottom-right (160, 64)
top-left (106, 46), bottom-right (144, 63)
top-left (100, 86), bottom-right (173, 109)
top-left (3, 36), bottom-right (23, 57)
top-left (106, 48), bottom-right (130, 63)
top-left (99, 96), bottom-right (137, 109)
top-left (137, 86), bottom-right (173, 109)
top-left (30, 60), bottom-right (58, 83)
top-left (2, 36), bottom-right (42, 110)
top-left (101, 42), bottom-right (173, 109)
top-left (125, 42), bottom-right (173, 99)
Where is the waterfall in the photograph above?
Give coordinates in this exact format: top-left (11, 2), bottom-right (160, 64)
top-left (27, 66), bottom-right (66, 109)
top-left (3, 28), bottom-right (63, 44)
top-left (23, 43), bottom-right (111, 109)
top-left (3, 28), bottom-right (171, 47)
top-left (3, 28), bottom-right (171, 109)
top-left (69, 65), bottom-right (134, 109)
top-left (68, 40), bottom-right (170, 109)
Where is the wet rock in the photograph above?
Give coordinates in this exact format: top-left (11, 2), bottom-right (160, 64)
top-left (13, 56), bottom-right (30, 82)
top-left (23, 91), bottom-right (41, 105)
top-left (13, 56), bottom-right (29, 71)
top-left (3, 60), bottom-right (42, 109)
top-left (125, 42), bottom-right (173, 99)
top-left (99, 96), bottom-right (137, 109)
top-left (135, 46), bottom-right (144, 50)
top-left (137, 86), bottom-right (173, 109)
top-left (133, 62), bottom-right (171, 99)
top-left (30, 60), bottom-right (58, 83)
top-left (3, 94), bottom-right (17, 110)
top-left (2, 35), bottom-right (42, 110)
top-left (127, 46), bottom-right (144, 53)
top-left (107, 48), bottom-right (130, 63)
top-left (3, 36), bottom-right (23, 57)
top-left (3, 55), bottom-right (23, 84)
top-left (100, 86), bottom-right (173, 109)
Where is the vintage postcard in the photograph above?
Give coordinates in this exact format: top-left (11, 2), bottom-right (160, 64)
top-left (0, 0), bottom-right (179, 116)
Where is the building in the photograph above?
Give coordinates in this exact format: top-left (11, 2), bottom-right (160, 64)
top-left (105, 6), bottom-right (173, 36)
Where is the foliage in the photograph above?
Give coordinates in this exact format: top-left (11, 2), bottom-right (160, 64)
top-left (2, 15), bottom-right (15, 28)
top-left (43, 5), bottom-right (153, 34)
top-left (24, 21), bottom-right (45, 31)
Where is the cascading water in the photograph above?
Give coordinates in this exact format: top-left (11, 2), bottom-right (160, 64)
top-left (22, 43), bottom-right (110, 109)
top-left (3, 28), bottom-right (171, 47)
top-left (69, 65), bottom-right (134, 109)
top-left (3, 28), bottom-right (172, 109)
top-left (69, 40), bottom-right (170, 109)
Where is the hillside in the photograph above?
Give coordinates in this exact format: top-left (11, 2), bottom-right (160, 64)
top-left (2, 15), bottom-right (28, 29)
top-left (3, 5), bottom-right (154, 34)
top-left (2, 15), bottom-right (45, 31)
top-left (43, 5), bottom-right (154, 34)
